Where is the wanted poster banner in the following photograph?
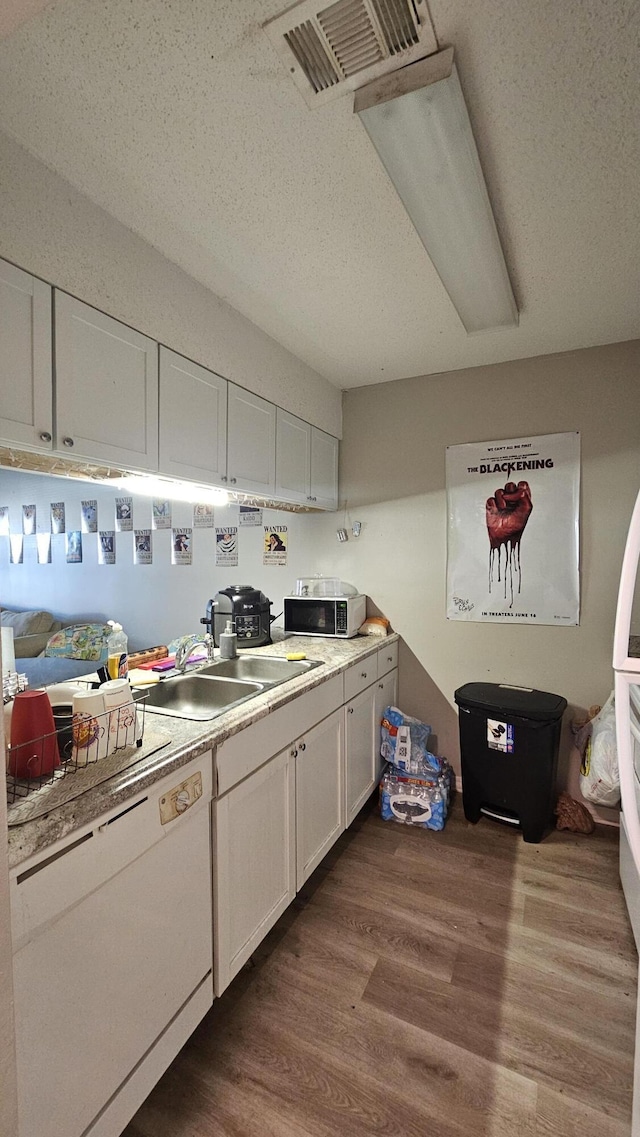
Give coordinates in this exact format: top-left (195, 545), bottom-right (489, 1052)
top-left (216, 527), bottom-right (238, 567)
top-left (81, 500), bottom-right (98, 533)
top-left (172, 528), bottom-right (192, 565)
top-left (240, 506), bottom-right (262, 527)
top-left (194, 503), bottom-right (215, 528)
top-left (152, 500), bottom-right (171, 529)
top-left (98, 531), bottom-right (116, 565)
top-left (263, 526), bottom-right (288, 566)
top-left (50, 502), bottom-right (65, 534)
top-left (446, 432), bottom-right (580, 626)
top-left (134, 530), bottom-right (153, 565)
top-left (115, 498), bottom-right (133, 532)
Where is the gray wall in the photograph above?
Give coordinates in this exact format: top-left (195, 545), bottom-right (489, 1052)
top-left (307, 339), bottom-right (640, 776)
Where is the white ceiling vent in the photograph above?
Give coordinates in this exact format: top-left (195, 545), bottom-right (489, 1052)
top-left (264, 0), bottom-right (438, 107)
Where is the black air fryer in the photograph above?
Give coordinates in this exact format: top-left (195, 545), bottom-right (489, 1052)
top-left (201, 585), bottom-right (274, 648)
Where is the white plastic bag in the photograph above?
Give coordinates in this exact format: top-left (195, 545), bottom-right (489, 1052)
top-left (578, 692), bottom-right (620, 807)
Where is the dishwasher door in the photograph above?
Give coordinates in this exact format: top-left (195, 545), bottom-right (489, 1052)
top-left (11, 755), bottom-right (213, 1137)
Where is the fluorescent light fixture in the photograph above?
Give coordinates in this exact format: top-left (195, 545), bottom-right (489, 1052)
top-left (355, 47), bottom-right (518, 332)
top-left (102, 474), bottom-right (229, 506)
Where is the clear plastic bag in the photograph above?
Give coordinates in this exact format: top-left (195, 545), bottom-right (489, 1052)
top-left (578, 692), bottom-right (620, 807)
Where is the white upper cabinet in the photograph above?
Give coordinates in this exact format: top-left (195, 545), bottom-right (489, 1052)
top-left (54, 292), bottom-right (159, 470)
top-left (275, 409), bottom-right (311, 505)
top-left (227, 383), bottom-right (276, 494)
top-left (275, 410), bottom-right (339, 510)
top-left (159, 347), bottom-right (227, 483)
top-left (0, 258), bottom-right (52, 452)
top-left (310, 426), bottom-right (339, 511)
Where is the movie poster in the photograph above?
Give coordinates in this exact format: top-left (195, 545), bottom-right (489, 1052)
top-left (446, 432), bottom-right (580, 625)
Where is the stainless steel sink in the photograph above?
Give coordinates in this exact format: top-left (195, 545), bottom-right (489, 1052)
top-left (142, 675), bottom-right (265, 721)
top-left (197, 655), bottom-right (321, 684)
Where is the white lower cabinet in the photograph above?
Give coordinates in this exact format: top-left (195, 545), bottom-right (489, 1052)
top-left (213, 747), bottom-right (296, 996)
top-left (375, 668), bottom-right (398, 781)
top-left (295, 708), bottom-right (344, 888)
top-left (345, 683), bottom-right (377, 826)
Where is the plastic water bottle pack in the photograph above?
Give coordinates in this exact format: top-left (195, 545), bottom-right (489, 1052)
top-left (379, 706), bottom-right (453, 831)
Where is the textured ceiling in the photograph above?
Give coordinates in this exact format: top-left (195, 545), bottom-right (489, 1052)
top-left (0, 0), bottom-right (639, 389)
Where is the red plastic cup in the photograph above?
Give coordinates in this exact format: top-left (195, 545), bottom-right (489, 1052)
top-left (9, 690), bottom-right (61, 779)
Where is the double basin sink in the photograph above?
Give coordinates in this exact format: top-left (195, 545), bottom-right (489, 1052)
top-left (139, 655), bottom-right (322, 721)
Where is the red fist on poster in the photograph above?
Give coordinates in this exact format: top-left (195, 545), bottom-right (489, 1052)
top-left (485, 481), bottom-right (532, 549)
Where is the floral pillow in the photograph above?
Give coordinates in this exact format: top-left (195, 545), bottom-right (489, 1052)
top-left (44, 623), bottom-right (110, 662)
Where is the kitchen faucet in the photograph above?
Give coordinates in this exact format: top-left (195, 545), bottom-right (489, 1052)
top-left (174, 633), bottom-right (215, 674)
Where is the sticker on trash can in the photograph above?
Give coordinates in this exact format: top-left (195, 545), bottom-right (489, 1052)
top-left (487, 719), bottom-right (514, 753)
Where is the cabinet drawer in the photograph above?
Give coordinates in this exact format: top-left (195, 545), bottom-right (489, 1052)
top-left (216, 674), bottom-right (343, 795)
top-left (377, 640), bottom-right (398, 678)
top-left (344, 656), bottom-right (377, 702)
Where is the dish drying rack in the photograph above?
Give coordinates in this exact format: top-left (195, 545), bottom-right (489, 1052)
top-left (5, 685), bottom-right (148, 807)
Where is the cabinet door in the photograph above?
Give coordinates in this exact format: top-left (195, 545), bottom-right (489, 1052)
top-left (374, 668), bottom-right (398, 781)
top-left (296, 708), bottom-right (344, 888)
top-left (0, 258), bottom-right (52, 451)
top-left (159, 347), bottom-right (227, 483)
top-left (310, 427), bottom-right (339, 511)
top-left (345, 683), bottom-right (378, 826)
top-left (275, 408), bottom-right (311, 504)
top-left (213, 747), bottom-right (295, 995)
top-left (227, 383), bottom-right (276, 494)
top-left (54, 291), bottom-right (159, 469)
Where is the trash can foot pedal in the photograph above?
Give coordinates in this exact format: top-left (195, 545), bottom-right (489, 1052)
top-left (480, 806), bottom-right (520, 827)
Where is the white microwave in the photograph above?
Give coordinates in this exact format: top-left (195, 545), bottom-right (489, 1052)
top-left (283, 594), bottom-right (366, 638)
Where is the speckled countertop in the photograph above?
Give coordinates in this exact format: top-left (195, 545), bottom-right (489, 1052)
top-left (8, 634), bottom-right (398, 869)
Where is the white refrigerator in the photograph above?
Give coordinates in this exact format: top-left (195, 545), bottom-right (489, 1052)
top-left (614, 486), bottom-right (640, 1135)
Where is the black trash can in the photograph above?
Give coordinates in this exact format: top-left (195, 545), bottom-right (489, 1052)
top-left (454, 682), bottom-right (567, 843)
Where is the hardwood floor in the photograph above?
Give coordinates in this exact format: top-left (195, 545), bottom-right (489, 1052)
top-left (124, 799), bottom-right (637, 1137)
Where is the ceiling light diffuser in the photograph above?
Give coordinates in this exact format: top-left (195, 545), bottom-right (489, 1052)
top-left (355, 47), bottom-right (518, 332)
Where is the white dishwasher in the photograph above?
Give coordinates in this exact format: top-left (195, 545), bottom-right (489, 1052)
top-left (10, 753), bottom-right (213, 1137)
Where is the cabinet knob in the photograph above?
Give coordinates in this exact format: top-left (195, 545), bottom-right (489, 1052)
top-left (62, 436), bottom-right (74, 448)
top-left (230, 477), bottom-right (237, 485)
top-left (347, 707), bottom-right (354, 714)
top-left (39, 431), bottom-right (52, 443)
top-left (220, 475), bottom-right (228, 483)
top-left (387, 656), bottom-right (393, 662)
top-left (311, 496), bottom-right (317, 502)
top-left (291, 747), bottom-right (298, 758)
top-left (379, 683), bottom-right (384, 689)
top-left (299, 741), bottom-right (306, 751)
top-left (361, 671), bottom-right (368, 679)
